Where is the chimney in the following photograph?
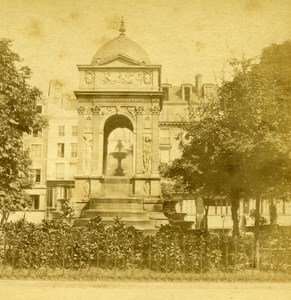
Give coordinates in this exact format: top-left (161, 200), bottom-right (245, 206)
top-left (195, 74), bottom-right (202, 97)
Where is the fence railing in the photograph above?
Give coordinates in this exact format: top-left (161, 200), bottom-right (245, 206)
top-left (0, 218), bottom-right (290, 273)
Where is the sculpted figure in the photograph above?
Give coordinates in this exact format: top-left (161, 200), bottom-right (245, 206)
top-left (83, 134), bottom-right (93, 174)
top-left (143, 136), bottom-right (152, 173)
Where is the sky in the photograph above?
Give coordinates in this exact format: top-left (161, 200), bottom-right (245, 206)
top-left (0, 0), bottom-right (290, 94)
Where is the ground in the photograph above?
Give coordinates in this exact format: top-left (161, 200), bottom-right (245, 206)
top-left (0, 281), bottom-right (290, 300)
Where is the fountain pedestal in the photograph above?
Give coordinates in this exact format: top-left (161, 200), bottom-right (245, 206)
top-left (110, 140), bottom-right (128, 176)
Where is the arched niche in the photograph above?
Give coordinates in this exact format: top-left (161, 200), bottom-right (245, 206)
top-left (103, 114), bottom-right (134, 176)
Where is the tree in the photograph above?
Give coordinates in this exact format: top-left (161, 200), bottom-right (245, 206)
top-left (164, 41), bottom-right (291, 246)
top-left (223, 41), bottom-right (291, 265)
top-left (163, 102), bottom-right (228, 230)
top-left (0, 39), bottom-right (46, 224)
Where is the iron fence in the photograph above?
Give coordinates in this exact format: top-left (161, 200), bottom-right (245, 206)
top-left (0, 219), bottom-right (290, 274)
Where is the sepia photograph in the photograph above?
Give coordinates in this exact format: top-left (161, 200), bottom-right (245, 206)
top-left (0, 0), bottom-right (291, 299)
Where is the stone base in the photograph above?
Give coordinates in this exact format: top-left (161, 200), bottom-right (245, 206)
top-left (71, 174), bottom-right (167, 233)
top-left (143, 197), bottom-right (163, 212)
top-left (133, 175), bottom-right (161, 197)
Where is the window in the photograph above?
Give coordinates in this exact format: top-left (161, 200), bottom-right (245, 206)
top-left (30, 144), bottom-right (42, 159)
top-left (214, 198), bottom-right (229, 215)
top-left (162, 86), bottom-right (169, 101)
top-left (56, 163), bottom-right (65, 179)
top-left (36, 105), bottom-right (42, 113)
top-left (71, 143), bottom-right (77, 158)
top-left (57, 143), bottom-right (65, 157)
top-left (160, 129), bottom-right (170, 144)
top-left (72, 126), bottom-right (78, 136)
top-left (30, 169), bottom-right (41, 184)
top-left (31, 195), bottom-right (40, 210)
top-left (55, 186), bottom-right (72, 201)
top-left (32, 129), bottom-right (42, 137)
top-left (58, 126), bottom-right (65, 136)
top-left (184, 87), bottom-right (191, 102)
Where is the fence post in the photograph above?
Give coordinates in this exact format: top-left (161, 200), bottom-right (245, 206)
top-left (225, 238), bottom-right (229, 269)
top-left (29, 250), bottom-right (32, 271)
top-left (165, 237), bottom-right (169, 273)
top-left (191, 236), bottom-right (195, 273)
top-left (3, 233), bottom-right (6, 269)
top-left (173, 234), bottom-right (177, 272)
top-left (217, 236), bottom-right (220, 270)
top-left (105, 237), bottom-right (108, 269)
top-left (157, 238), bottom-right (160, 272)
top-left (131, 237), bottom-right (134, 276)
top-left (200, 236), bottom-right (203, 273)
top-left (148, 237), bottom-right (151, 271)
top-left (96, 236), bottom-right (100, 269)
top-left (12, 243), bottom-right (15, 269)
top-left (234, 237), bottom-right (238, 267)
top-left (251, 239), bottom-right (255, 269)
top-left (114, 237), bottom-right (117, 270)
top-left (182, 235), bottom-right (186, 274)
top-left (62, 243), bottom-right (65, 273)
top-left (36, 231), bottom-right (41, 269)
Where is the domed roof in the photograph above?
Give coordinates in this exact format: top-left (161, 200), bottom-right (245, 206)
top-left (91, 19), bottom-right (151, 65)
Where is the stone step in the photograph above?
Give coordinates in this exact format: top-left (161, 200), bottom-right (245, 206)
top-left (74, 218), bottom-right (156, 229)
top-left (90, 203), bottom-right (143, 210)
top-left (101, 177), bottom-right (133, 197)
top-left (89, 197), bottom-right (144, 210)
top-left (80, 209), bottom-right (149, 219)
top-left (90, 196), bottom-right (144, 203)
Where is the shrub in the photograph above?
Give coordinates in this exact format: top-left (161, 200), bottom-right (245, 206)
top-left (1, 217), bottom-right (290, 273)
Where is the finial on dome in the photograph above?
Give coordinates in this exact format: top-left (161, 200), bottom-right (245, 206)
top-left (119, 17), bottom-right (126, 36)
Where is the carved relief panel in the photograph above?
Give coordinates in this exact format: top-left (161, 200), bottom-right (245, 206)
top-left (85, 71), bottom-right (94, 85)
top-left (84, 70), bottom-right (156, 90)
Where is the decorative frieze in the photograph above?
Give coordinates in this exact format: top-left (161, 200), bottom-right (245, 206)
top-left (77, 106), bottom-right (85, 115)
top-left (100, 106), bottom-right (116, 118)
top-left (92, 106), bottom-right (101, 115)
top-left (136, 106), bottom-right (144, 114)
top-left (96, 71), bottom-right (152, 86)
top-left (91, 98), bottom-right (157, 104)
top-left (151, 106), bottom-right (160, 115)
top-left (86, 107), bottom-right (92, 114)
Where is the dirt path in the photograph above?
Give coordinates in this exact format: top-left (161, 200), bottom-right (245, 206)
top-left (0, 280), bottom-right (290, 300)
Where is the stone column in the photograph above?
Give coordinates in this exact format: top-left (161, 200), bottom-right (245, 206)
top-left (91, 106), bottom-right (101, 175)
top-left (77, 106), bottom-right (85, 174)
top-left (135, 106), bottom-right (144, 175)
top-left (151, 106), bottom-right (160, 176)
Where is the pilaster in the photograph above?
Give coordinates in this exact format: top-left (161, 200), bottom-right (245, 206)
top-left (91, 106), bottom-right (101, 175)
top-left (151, 106), bottom-right (160, 176)
top-left (135, 106), bottom-right (144, 175)
top-left (77, 106), bottom-right (85, 174)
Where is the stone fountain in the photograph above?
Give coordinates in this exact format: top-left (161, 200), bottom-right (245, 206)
top-left (110, 140), bottom-right (128, 176)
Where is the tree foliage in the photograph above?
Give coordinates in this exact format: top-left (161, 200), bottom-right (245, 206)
top-left (164, 40), bottom-right (291, 237)
top-left (0, 39), bottom-right (46, 224)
